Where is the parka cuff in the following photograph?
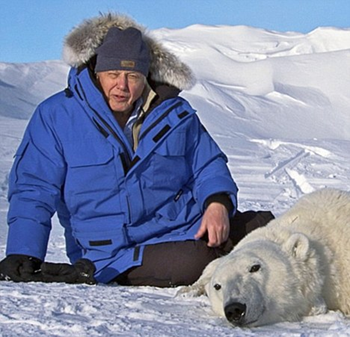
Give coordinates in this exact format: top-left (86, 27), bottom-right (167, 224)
top-left (205, 193), bottom-right (234, 214)
top-left (197, 176), bottom-right (238, 217)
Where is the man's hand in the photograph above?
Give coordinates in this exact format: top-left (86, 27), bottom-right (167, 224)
top-left (40, 259), bottom-right (96, 285)
top-left (0, 255), bottom-right (42, 282)
top-left (195, 202), bottom-right (230, 247)
top-left (0, 256), bottom-right (96, 284)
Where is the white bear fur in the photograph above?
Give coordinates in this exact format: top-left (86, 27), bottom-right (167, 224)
top-left (180, 188), bottom-right (350, 327)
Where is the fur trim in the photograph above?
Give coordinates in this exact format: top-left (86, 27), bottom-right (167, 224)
top-left (62, 13), bottom-right (195, 90)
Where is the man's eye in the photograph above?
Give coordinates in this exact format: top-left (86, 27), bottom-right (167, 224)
top-left (249, 264), bottom-right (261, 273)
top-left (127, 74), bottom-right (142, 81)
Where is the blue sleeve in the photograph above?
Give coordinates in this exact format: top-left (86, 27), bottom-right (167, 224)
top-left (188, 116), bottom-right (238, 216)
top-left (6, 105), bottom-right (66, 260)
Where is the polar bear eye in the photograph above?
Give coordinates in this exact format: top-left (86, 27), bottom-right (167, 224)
top-left (214, 283), bottom-right (222, 291)
top-left (249, 264), bottom-right (261, 273)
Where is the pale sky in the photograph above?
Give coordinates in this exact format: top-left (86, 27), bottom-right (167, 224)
top-left (1, 0), bottom-right (350, 63)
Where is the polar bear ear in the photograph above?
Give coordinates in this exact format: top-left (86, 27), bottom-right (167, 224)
top-left (283, 233), bottom-right (310, 261)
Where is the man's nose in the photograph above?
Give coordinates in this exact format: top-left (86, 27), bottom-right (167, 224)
top-left (116, 74), bottom-right (128, 89)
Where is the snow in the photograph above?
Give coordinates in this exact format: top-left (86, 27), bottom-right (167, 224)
top-left (1, 24), bottom-right (350, 335)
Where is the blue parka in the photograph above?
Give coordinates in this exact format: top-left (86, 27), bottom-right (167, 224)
top-left (6, 65), bottom-right (237, 284)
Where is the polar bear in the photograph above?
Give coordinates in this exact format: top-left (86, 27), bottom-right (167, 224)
top-left (181, 188), bottom-right (350, 327)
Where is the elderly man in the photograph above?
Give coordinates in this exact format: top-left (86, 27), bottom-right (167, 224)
top-left (0, 14), bottom-right (254, 286)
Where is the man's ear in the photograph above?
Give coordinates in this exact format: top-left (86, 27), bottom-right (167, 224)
top-left (176, 256), bottom-right (223, 297)
top-left (283, 233), bottom-right (310, 261)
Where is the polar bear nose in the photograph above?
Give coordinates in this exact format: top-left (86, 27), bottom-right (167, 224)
top-left (224, 302), bottom-right (247, 325)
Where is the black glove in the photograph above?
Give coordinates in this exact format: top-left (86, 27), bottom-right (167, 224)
top-left (0, 254), bottom-right (42, 282)
top-left (40, 258), bottom-right (96, 285)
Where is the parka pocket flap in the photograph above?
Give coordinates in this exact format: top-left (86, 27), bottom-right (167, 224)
top-left (75, 227), bottom-right (130, 256)
top-left (66, 143), bottom-right (115, 167)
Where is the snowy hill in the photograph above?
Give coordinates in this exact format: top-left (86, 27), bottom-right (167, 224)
top-left (154, 25), bottom-right (350, 141)
top-left (0, 61), bottom-right (69, 119)
top-left (1, 25), bottom-right (350, 336)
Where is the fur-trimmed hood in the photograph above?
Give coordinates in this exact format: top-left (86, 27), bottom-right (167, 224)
top-left (62, 13), bottom-right (195, 90)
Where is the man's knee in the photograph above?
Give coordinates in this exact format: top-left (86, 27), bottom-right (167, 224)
top-left (229, 210), bottom-right (275, 246)
top-left (115, 240), bottom-right (222, 287)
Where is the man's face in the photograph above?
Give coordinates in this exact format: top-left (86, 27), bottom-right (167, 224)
top-left (97, 70), bottom-right (146, 114)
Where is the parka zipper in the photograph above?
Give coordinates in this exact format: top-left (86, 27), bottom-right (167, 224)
top-left (75, 78), bottom-right (189, 173)
top-left (75, 79), bottom-right (132, 175)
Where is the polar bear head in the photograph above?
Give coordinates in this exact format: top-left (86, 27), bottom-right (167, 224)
top-left (189, 229), bottom-right (326, 327)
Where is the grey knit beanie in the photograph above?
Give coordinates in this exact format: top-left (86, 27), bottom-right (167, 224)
top-left (95, 27), bottom-right (150, 76)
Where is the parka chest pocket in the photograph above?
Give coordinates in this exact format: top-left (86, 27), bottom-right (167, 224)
top-left (65, 143), bottom-right (119, 196)
top-left (151, 130), bottom-right (188, 187)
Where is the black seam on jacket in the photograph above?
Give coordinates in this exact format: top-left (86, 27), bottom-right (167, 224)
top-left (93, 118), bottom-right (109, 138)
top-left (133, 246), bottom-right (140, 261)
top-left (138, 101), bottom-right (182, 142)
top-left (130, 155), bottom-right (141, 169)
top-left (89, 239), bottom-right (112, 246)
top-left (178, 110), bottom-right (189, 119)
top-left (153, 124), bottom-right (171, 142)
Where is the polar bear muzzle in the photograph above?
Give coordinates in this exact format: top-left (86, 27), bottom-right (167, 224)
top-left (224, 302), bottom-right (247, 326)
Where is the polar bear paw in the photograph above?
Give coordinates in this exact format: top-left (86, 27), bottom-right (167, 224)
top-left (309, 298), bottom-right (328, 315)
top-left (176, 284), bottom-right (205, 298)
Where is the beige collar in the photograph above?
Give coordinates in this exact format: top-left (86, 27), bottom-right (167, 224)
top-left (132, 82), bottom-right (157, 150)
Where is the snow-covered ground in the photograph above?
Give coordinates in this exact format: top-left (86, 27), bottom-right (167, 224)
top-left (1, 24), bottom-right (350, 336)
